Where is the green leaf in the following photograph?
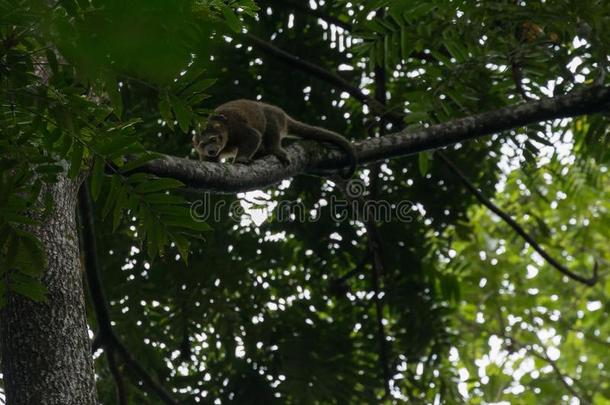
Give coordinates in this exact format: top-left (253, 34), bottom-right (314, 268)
top-left (169, 95), bottom-right (193, 133)
top-left (159, 92), bottom-right (174, 130)
top-left (112, 186), bottom-right (129, 231)
top-left (418, 152), bottom-right (430, 176)
top-left (221, 4), bottom-right (242, 33)
top-left (442, 39), bottom-right (467, 63)
top-left (91, 156), bottom-right (104, 201)
top-left (55, 133), bottom-right (73, 158)
top-left (118, 153), bottom-right (162, 173)
top-left (13, 231), bottom-right (45, 277)
top-left (170, 232), bottom-right (191, 264)
top-left (68, 142), bottom-right (84, 179)
top-left (102, 175), bottom-right (121, 219)
top-left (404, 111), bottom-right (429, 124)
top-left (145, 193), bottom-right (186, 205)
top-left (104, 72), bottom-right (123, 117)
top-left (96, 134), bottom-right (137, 156)
top-left (8, 273), bottom-right (47, 302)
top-left (134, 178), bottom-right (184, 194)
top-left (400, 28), bottom-right (414, 59)
top-left (164, 216), bottom-right (211, 232)
top-left (45, 49), bottom-right (59, 74)
top-left (44, 127), bottom-right (62, 149)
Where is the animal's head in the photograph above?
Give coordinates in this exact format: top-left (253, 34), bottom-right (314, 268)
top-left (193, 114), bottom-right (229, 159)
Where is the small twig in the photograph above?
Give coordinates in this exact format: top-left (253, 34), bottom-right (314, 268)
top-left (511, 60), bottom-right (533, 101)
top-left (437, 152), bottom-right (599, 286)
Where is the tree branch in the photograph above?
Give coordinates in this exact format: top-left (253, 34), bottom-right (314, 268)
top-left (78, 183), bottom-right (127, 405)
top-left (78, 183), bottom-right (179, 405)
top-left (242, 33), bottom-right (404, 122)
top-left (437, 152), bottom-right (599, 286)
top-left (105, 349), bottom-right (128, 405)
top-left (136, 85), bottom-right (610, 193)
top-left (368, 61), bottom-right (391, 398)
top-left (236, 35), bottom-right (604, 287)
top-left (109, 334), bottom-right (178, 405)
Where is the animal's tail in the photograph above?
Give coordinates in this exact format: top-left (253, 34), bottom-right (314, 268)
top-left (287, 118), bottom-right (357, 177)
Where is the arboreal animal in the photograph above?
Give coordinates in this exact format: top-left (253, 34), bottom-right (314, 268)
top-left (192, 99), bottom-right (357, 176)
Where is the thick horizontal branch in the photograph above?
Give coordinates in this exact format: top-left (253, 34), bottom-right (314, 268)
top-left (136, 85), bottom-right (610, 193)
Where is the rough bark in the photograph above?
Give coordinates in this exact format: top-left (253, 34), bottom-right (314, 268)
top-left (136, 85), bottom-right (610, 193)
top-left (0, 173), bottom-right (98, 404)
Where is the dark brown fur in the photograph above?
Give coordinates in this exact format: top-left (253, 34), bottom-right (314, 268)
top-left (193, 99), bottom-right (357, 176)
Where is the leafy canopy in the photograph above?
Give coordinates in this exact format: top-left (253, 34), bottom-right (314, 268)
top-left (0, 0), bottom-right (608, 403)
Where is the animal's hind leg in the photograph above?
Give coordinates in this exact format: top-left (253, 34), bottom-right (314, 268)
top-left (264, 117), bottom-right (291, 166)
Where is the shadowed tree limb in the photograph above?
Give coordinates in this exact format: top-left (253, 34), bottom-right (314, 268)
top-left (437, 152), bottom-right (598, 286)
top-left (240, 33), bottom-right (604, 287)
top-left (78, 183), bottom-right (127, 405)
top-left (367, 60), bottom-right (392, 399)
top-left (511, 60), bottom-right (533, 101)
top-left (139, 32), bottom-right (608, 288)
top-left (137, 84), bottom-right (610, 193)
top-left (78, 183), bottom-right (179, 405)
top-left (105, 350), bottom-right (127, 405)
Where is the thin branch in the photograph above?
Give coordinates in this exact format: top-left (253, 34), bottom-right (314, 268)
top-left (242, 33), bottom-right (404, 123)
top-left (437, 152), bottom-right (598, 286)
top-left (519, 340), bottom-right (588, 402)
top-left (136, 85), bottom-right (610, 192)
top-left (106, 349), bottom-right (128, 405)
top-left (109, 334), bottom-right (178, 405)
top-left (459, 314), bottom-right (588, 403)
top-left (368, 60), bottom-right (391, 398)
top-left (510, 57), bottom-right (533, 101)
top-left (78, 183), bottom-right (179, 405)
top-left (368, 218), bottom-right (391, 398)
top-left (78, 183), bottom-right (126, 405)
top-left (236, 35), bottom-right (603, 287)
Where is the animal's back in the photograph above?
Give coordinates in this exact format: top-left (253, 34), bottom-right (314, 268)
top-left (215, 99), bottom-right (288, 133)
top-left (215, 100), bottom-right (262, 129)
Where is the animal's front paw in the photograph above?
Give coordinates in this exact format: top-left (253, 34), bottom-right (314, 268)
top-left (273, 150), bottom-right (291, 166)
top-left (234, 157), bottom-right (253, 165)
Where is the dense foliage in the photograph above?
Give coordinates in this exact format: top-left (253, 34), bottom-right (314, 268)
top-left (1, 0), bottom-right (608, 403)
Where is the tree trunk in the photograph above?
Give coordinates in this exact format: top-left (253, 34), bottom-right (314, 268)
top-left (0, 173), bottom-right (98, 404)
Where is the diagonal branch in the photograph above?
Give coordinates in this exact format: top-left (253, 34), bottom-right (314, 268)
top-left (78, 183), bottom-right (179, 405)
top-left (437, 152), bottom-right (598, 286)
top-left (136, 85), bottom-right (610, 193)
top-left (237, 35), bottom-right (604, 287)
top-left (242, 33), bottom-right (404, 123)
